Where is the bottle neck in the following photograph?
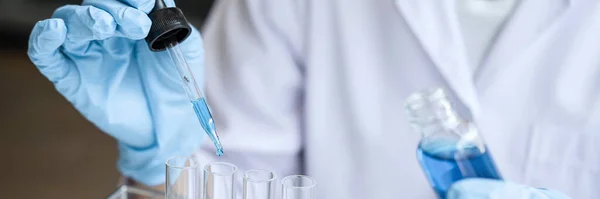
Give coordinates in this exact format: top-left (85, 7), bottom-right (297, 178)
top-left (404, 88), bottom-right (485, 152)
top-left (404, 88), bottom-right (462, 137)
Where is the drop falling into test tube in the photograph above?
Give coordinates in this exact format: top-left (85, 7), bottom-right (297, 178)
top-left (145, 0), bottom-right (223, 156)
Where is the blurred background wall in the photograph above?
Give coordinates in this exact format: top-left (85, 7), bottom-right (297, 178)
top-left (0, 0), bottom-right (215, 198)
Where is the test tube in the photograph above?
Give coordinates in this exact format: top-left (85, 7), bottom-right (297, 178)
top-left (280, 175), bottom-right (316, 199)
top-left (243, 170), bottom-right (277, 199)
top-left (203, 162), bottom-right (237, 199)
top-left (166, 157), bottom-right (201, 199)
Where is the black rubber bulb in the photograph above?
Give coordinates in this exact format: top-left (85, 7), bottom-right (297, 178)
top-left (145, 0), bottom-right (192, 52)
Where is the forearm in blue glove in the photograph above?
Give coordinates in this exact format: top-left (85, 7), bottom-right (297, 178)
top-left (447, 179), bottom-right (571, 199)
top-left (27, 0), bottom-right (206, 186)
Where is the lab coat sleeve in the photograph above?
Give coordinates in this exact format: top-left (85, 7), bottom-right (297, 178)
top-left (197, 0), bottom-right (305, 185)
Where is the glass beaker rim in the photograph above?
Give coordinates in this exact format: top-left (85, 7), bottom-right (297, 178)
top-left (281, 175), bottom-right (317, 189)
top-left (243, 169), bottom-right (277, 183)
top-left (165, 156), bottom-right (199, 169)
top-left (203, 162), bottom-right (238, 176)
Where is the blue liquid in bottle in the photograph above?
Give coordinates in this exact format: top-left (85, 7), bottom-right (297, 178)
top-left (417, 144), bottom-right (502, 198)
top-left (191, 98), bottom-right (224, 156)
top-left (405, 88), bottom-right (502, 198)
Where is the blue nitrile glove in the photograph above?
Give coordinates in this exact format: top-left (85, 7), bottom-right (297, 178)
top-left (447, 179), bottom-right (572, 199)
top-left (27, 0), bottom-right (205, 186)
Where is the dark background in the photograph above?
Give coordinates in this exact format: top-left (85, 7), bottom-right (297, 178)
top-left (0, 0), bottom-right (215, 198)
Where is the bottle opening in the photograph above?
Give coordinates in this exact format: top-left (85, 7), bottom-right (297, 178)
top-left (405, 87), bottom-right (485, 151)
top-left (404, 88), bottom-right (460, 132)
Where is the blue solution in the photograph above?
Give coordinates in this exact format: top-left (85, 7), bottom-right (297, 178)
top-left (417, 145), bottom-right (501, 198)
top-left (191, 98), bottom-right (224, 156)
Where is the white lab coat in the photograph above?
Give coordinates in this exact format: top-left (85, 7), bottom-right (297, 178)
top-left (195, 0), bottom-right (600, 198)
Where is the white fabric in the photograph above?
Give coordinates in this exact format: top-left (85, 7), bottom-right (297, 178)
top-left (456, 0), bottom-right (520, 71)
top-left (199, 0), bottom-right (600, 198)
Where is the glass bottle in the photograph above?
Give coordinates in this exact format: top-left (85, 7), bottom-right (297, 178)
top-left (404, 88), bottom-right (502, 199)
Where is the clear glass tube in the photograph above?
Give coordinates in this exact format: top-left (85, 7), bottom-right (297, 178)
top-left (203, 162), bottom-right (237, 199)
top-left (243, 170), bottom-right (276, 199)
top-left (280, 175), bottom-right (316, 199)
top-left (166, 156), bottom-right (201, 199)
top-left (164, 38), bottom-right (204, 102)
top-left (164, 39), bottom-right (223, 156)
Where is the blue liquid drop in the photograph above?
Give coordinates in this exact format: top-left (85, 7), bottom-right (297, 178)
top-left (216, 147), bottom-right (224, 157)
top-left (191, 98), bottom-right (224, 156)
top-left (417, 145), bottom-right (502, 198)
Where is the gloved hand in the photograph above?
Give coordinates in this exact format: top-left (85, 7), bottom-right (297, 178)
top-left (27, 0), bottom-right (205, 186)
top-left (447, 179), bottom-right (572, 199)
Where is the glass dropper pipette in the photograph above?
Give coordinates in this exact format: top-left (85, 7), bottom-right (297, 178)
top-left (145, 0), bottom-right (223, 156)
top-left (165, 38), bottom-right (224, 156)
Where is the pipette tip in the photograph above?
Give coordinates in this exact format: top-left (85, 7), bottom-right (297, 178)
top-left (213, 138), bottom-right (224, 156)
top-left (216, 147), bottom-right (224, 156)
top-left (190, 98), bottom-right (225, 157)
